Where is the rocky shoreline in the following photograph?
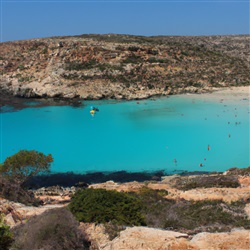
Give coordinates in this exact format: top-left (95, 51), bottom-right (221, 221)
top-left (1, 167), bottom-right (250, 249)
top-left (0, 84), bottom-right (216, 114)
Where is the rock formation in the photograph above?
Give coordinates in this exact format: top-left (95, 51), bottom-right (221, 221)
top-left (0, 34), bottom-right (249, 100)
top-left (1, 169), bottom-right (250, 249)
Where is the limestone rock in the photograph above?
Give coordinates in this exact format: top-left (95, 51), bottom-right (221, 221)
top-left (191, 230), bottom-right (250, 250)
top-left (102, 227), bottom-right (194, 250)
top-left (0, 198), bottom-right (65, 227)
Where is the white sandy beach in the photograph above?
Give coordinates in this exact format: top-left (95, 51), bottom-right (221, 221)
top-left (210, 86), bottom-right (250, 96)
top-left (185, 86), bottom-right (250, 103)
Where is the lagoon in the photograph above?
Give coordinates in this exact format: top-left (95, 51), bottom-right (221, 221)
top-left (1, 88), bottom-right (249, 174)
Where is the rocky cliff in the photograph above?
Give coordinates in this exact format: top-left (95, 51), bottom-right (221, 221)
top-left (0, 34), bottom-right (249, 100)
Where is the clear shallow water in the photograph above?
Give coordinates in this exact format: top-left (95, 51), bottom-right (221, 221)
top-left (1, 93), bottom-right (249, 174)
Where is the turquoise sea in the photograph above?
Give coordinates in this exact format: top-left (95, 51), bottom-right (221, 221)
top-left (1, 91), bottom-right (249, 174)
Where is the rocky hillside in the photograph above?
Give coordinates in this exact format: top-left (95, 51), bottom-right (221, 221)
top-left (0, 34), bottom-right (249, 100)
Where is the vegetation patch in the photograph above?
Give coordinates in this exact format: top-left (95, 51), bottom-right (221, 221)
top-left (11, 207), bottom-right (90, 250)
top-left (226, 166), bottom-right (250, 176)
top-left (162, 200), bottom-right (250, 233)
top-left (122, 54), bottom-right (143, 64)
top-left (0, 214), bottom-right (13, 250)
top-left (171, 175), bottom-right (240, 190)
top-left (130, 188), bottom-right (250, 233)
top-left (65, 60), bottom-right (98, 71)
top-left (69, 188), bottom-right (146, 226)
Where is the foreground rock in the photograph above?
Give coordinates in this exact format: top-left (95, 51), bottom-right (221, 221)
top-left (0, 198), bottom-right (65, 227)
top-left (102, 227), bottom-right (191, 250)
top-left (79, 224), bottom-right (250, 250)
top-left (190, 229), bottom-right (250, 250)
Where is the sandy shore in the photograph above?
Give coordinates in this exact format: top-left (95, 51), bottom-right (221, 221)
top-left (184, 86), bottom-right (249, 103)
top-left (210, 86), bottom-right (249, 96)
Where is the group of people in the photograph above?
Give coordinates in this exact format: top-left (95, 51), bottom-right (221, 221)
top-left (172, 144), bottom-right (211, 168)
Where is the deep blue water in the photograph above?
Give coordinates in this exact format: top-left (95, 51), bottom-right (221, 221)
top-left (1, 93), bottom-right (249, 174)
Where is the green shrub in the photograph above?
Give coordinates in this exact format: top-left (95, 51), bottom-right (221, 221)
top-left (136, 187), bottom-right (168, 202)
top-left (65, 60), bottom-right (98, 71)
top-left (41, 47), bottom-right (48, 54)
top-left (69, 188), bottom-right (146, 226)
top-left (0, 214), bottom-right (13, 250)
top-left (18, 64), bottom-right (25, 70)
top-left (226, 166), bottom-right (250, 176)
top-left (122, 55), bottom-right (143, 64)
top-left (172, 175), bottom-right (240, 190)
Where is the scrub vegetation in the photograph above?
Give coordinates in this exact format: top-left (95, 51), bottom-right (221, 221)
top-left (69, 188), bottom-right (146, 226)
top-left (226, 166), bottom-right (250, 176)
top-left (69, 187), bottom-right (250, 235)
top-left (171, 175), bottom-right (240, 190)
top-left (0, 214), bottom-right (13, 250)
top-left (11, 208), bottom-right (90, 250)
top-left (130, 187), bottom-right (250, 233)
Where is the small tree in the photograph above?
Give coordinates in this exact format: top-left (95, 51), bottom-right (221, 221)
top-left (0, 150), bottom-right (53, 184)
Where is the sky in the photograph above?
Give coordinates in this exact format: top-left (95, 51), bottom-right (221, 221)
top-left (0, 0), bottom-right (249, 42)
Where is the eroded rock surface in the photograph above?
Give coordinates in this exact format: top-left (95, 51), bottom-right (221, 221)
top-left (1, 34), bottom-right (249, 100)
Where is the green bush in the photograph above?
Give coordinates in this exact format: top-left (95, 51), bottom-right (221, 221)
top-left (0, 214), bottom-right (13, 250)
top-left (69, 188), bottom-right (146, 226)
top-left (226, 166), bottom-right (250, 176)
top-left (65, 60), bottom-right (98, 71)
top-left (172, 175), bottom-right (240, 190)
top-left (122, 54), bottom-right (143, 64)
top-left (18, 64), bottom-right (25, 70)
